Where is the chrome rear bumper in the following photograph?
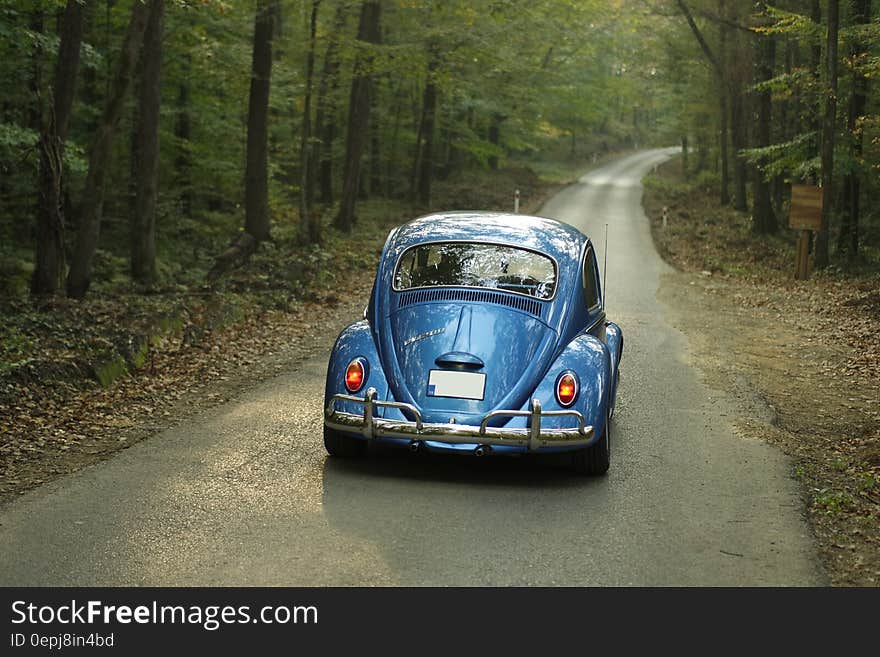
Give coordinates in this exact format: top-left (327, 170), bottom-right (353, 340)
top-left (324, 387), bottom-right (594, 452)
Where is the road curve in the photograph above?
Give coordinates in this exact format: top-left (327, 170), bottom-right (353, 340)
top-left (0, 150), bottom-right (824, 586)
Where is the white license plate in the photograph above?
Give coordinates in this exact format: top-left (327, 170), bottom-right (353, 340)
top-left (427, 370), bottom-right (486, 400)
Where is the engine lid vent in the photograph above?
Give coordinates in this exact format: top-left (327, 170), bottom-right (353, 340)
top-left (397, 288), bottom-right (543, 318)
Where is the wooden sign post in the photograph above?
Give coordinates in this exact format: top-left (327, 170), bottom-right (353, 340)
top-left (789, 185), bottom-right (823, 280)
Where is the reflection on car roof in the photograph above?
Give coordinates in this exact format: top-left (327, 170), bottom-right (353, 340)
top-left (391, 212), bottom-right (588, 266)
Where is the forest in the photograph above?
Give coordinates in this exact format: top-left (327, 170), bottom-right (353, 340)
top-left (0, 0), bottom-right (877, 298)
top-left (1, 0), bottom-right (879, 586)
top-left (0, 0), bottom-right (648, 298)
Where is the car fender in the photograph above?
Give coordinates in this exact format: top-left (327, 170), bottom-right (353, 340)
top-left (324, 321), bottom-right (390, 416)
top-left (605, 321), bottom-right (623, 413)
top-left (515, 332), bottom-right (613, 445)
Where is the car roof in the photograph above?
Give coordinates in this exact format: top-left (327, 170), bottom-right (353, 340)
top-left (389, 212), bottom-right (588, 265)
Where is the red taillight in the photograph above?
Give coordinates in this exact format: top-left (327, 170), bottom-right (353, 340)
top-left (345, 359), bottom-right (365, 392)
top-left (556, 372), bottom-right (578, 407)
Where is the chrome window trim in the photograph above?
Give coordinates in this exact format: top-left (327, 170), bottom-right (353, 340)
top-left (584, 313), bottom-right (607, 335)
top-left (582, 244), bottom-right (602, 312)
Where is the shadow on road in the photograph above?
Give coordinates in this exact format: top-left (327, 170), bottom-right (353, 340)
top-left (318, 448), bottom-right (612, 584)
top-left (322, 445), bottom-right (598, 488)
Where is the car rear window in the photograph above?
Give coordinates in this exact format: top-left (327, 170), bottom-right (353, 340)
top-left (394, 242), bottom-right (557, 300)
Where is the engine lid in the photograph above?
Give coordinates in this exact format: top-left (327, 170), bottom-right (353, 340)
top-left (385, 301), bottom-right (557, 423)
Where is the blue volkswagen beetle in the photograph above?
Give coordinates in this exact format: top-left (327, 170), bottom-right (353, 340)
top-left (323, 212), bottom-right (622, 475)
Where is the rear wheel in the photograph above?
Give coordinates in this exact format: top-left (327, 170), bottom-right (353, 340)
top-left (323, 425), bottom-right (366, 458)
top-left (572, 412), bottom-right (610, 475)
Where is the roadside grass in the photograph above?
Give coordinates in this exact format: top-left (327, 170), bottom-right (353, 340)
top-left (815, 489), bottom-right (856, 516)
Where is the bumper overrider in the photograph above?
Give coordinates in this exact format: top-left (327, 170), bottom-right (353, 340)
top-left (324, 387), bottom-right (595, 452)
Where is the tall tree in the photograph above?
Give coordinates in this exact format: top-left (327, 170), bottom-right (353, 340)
top-left (838, 0), bottom-right (871, 258)
top-left (334, 0), bottom-right (382, 232)
top-left (244, 0), bottom-right (277, 243)
top-left (32, 0), bottom-right (86, 295)
top-left (751, 9), bottom-right (776, 234)
top-left (27, 9), bottom-right (42, 139)
top-left (174, 54), bottom-right (192, 219)
top-left (810, 0), bottom-right (822, 179)
top-left (67, 0), bottom-right (150, 299)
top-left (299, 0), bottom-right (321, 244)
top-left (722, 2), bottom-right (749, 213)
top-left (245, 0), bottom-right (277, 242)
top-left (487, 113), bottom-right (503, 171)
top-left (207, 0), bottom-right (279, 283)
top-left (676, 0), bottom-right (731, 206)
top-left (313, 2), bottom-right (346, 205)
top-left (131, 0), bottom-right (165, 285)
top-left (814, 0), bottom-right (838, 269)
top-left (369, 87), bottom-right (382, 196)
top-left (416, 41), bottom-right (439, 206)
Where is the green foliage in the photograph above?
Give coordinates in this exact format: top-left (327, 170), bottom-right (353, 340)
top-left (93, 354), bottom-right (128, 388)
top-left (741, 132), bottom-right (819, 180)
top-left (758, 6), bottom-right (822, 42)
top-left (814, 488), bottom-right (855, 516)
top-left (0, 0), bottom-right (876, 295)
top-left (453, 135), bottom-right (505, 168)
top-left (0, 121), bottom-right (36, 150)
top-left (857, 473), bottom-right (876, 493)
top-left (0, 322), bottom-right (36, 372)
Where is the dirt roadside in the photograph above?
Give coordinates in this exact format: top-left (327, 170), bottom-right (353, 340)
top-left (645, 161), bottom-right (880, 586)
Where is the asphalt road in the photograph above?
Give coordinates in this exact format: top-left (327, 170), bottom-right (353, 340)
top-left (0, 149), bottom-right (824, 585)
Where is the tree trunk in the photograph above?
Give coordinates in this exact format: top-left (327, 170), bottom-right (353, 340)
top-left (409, 87), bottom-right (425, 202)
top-left (66, 0), bottom-right (150, 299)
top-left (369, 83), bottom-right (382, 196)
top-left (33, 0), bottom-right (85, 296)
top-left (772, 39), bottom-right (794, 216)
top-left (244, 0), bottom-right (276, 243)
top-left (387, 81), bottom-right (405, 196)
top-left (751, 25), bottom-right (776, 234)
top-left (724, 4), bottom-right (748, 212)
top-left (28, 9), bottom-right (45, 274)
top-left (28, 10), bottom-right (43, 137)
top-left (299, 0), bottom-right (321, 244)
top-left (416, 45), bottom-right (439, 207)
top-left (206, 233), bottom-right (258, 284)
top-left (488, 114), bottom-right (501, 171)
top-left (729, 92), bottom-right (747, 212)
top-left (314, 3), bottom-right (345, 205)
top-left (334, 0), bottom-right (382, 232)
top-left (718, 91), bottom-right (730, 205)
top-left (814, 0), bottom-right (838, 270)
top-left (131, 0), bottom-right (164, 285)
top-left (838, 0), bottom-right (870, 259)
top-left (677, 0), bottom-right (728, 204)
top-left (438, 109), bottom-right (453, 179)
top-left (175, 57), bottom-right (192, 218)
top-left (810, 0), bottom-right (821, 184)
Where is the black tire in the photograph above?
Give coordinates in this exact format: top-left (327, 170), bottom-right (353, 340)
top-left (323, 425), bottom-right (366, 458)
top-left (572, 413), bottom-right (610, 475)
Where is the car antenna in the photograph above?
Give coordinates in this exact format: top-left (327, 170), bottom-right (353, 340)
top-left (603, 223), bottom-right (608, 309)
